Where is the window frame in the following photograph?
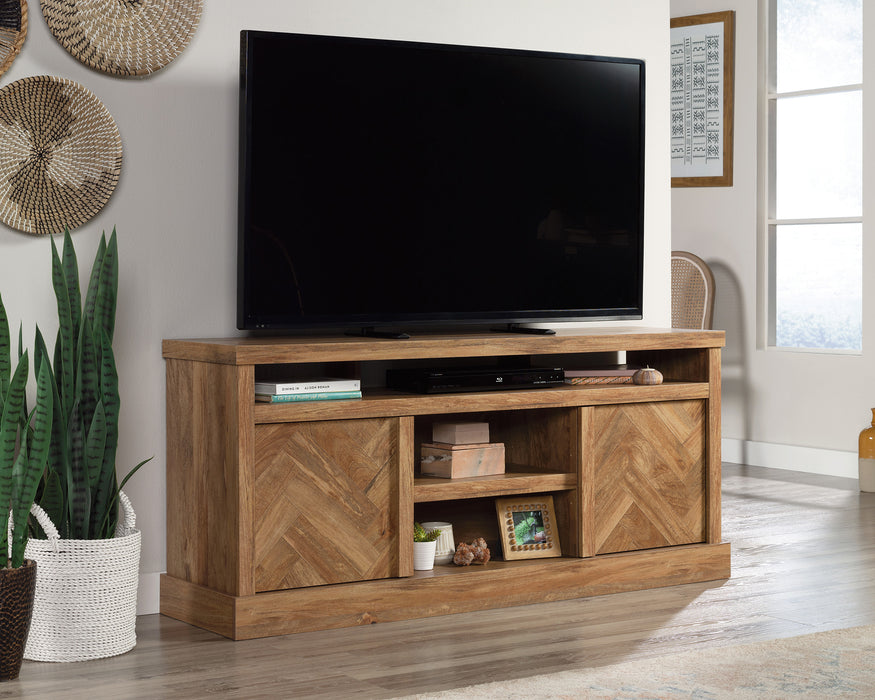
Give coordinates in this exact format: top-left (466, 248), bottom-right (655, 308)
top-left (759, 0), bottom-right (863, 354)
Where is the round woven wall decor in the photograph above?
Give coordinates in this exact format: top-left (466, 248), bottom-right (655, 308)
top-left (0, 75), bottom-right (122, 235)
top-left (0, 0), bottom-right (27, 79)
top-left (40, 0), bottom-right (202, 77)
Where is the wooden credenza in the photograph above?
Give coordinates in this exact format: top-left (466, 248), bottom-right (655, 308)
top-left (160, 328), bottom-right (729, 640)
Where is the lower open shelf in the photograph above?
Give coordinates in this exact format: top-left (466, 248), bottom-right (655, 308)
top-left (410, 555), bottom-right (578, 578)
top-left (160, 542), bottom-right (731, 640)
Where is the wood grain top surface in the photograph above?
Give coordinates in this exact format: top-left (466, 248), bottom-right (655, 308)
top-left (163, 327), bottom-right (726, 365)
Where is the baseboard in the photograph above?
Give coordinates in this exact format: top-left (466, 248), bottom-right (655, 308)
top-left (722, 438), bottom-right (857, 479)
top-left (138, 571), bottom-right (161, 615)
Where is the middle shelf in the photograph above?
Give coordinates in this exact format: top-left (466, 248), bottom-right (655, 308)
top-left (414, 468), bottom-right (577, 502)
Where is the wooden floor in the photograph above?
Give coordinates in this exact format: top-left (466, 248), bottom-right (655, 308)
top-left (4, 463), bottom-right (875, 699)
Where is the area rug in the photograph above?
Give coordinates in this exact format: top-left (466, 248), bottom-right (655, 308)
top-left (401, 625), bottom-right (875, 699)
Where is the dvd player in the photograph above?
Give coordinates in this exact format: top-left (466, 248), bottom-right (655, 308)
top-left (386, 367), bottom-right (564, 394)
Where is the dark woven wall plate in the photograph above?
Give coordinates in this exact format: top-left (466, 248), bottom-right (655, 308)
top-left (0, 0), bottom-right (26, 79)
top-left (41, 0), bottom-right (202, 77)
top-left (0, 75), bottom-right (123, 235)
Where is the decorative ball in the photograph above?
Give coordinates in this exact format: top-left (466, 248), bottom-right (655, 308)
top-left (633, 366), bottom-right (663, 385)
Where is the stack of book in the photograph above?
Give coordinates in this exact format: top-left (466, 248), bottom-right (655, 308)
top-left (563, 366), bottom-right (638, 386)
top-left (254, 377), bottom-right (362, 403)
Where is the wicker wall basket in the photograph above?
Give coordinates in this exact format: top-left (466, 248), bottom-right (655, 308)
top-left (0, 0), bottom-right (27, 80)
top-left (0, 75), bottom-right (123, 235)
top-left (21, 493), bottom-right (141, 662)
top-left (40, 0), bottom-right (203, 77)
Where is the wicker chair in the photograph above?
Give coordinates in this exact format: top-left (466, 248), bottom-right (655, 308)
top-left (671, 251), bottom-right (715, 330)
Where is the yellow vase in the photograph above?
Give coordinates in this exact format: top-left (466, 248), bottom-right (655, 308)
top-left (858, 408), bottom-right (875, 492)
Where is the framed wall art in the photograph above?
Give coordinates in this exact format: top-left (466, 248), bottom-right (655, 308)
top-left (495, 495), bottom-right (561, 561)
top-left (670, 10), bottom-right (735, 187)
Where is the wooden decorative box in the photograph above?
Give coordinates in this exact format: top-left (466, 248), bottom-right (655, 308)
top-left (420, 442), bottom-right (505, 479)
top-left (432, 421), bottom-right (490, 445)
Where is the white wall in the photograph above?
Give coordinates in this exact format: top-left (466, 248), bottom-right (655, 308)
top-left (671, 0), bottom-right (874, 479)
top-left (0, 1), bottom-right (672, 614)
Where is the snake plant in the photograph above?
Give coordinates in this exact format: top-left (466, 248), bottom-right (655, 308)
top-left (33, 228), bottom-right (150, 540)
top-left (0, 294), bottom-right (53, 568)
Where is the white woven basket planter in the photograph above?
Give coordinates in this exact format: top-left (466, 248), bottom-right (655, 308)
top-left (21, 492), bottom-right (141, 662)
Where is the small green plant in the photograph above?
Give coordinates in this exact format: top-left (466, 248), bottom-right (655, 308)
top-left (0, 294), bottom-right (53, 569)
top-left (414, 522), bottom-right (441, 542)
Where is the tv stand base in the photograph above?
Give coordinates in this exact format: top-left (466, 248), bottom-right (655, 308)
top-left (161, 542), bottom-right (730, 640)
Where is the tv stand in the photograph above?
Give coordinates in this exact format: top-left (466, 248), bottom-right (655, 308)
top-left (494, 323), bottom-right (556, 335)
top-left (161, 328), bottom-right (728, 640)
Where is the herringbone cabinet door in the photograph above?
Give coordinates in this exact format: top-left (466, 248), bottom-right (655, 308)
top-left (591, 401), bottom-right (706, 555)
top-left (254, 418), bottom-right (405, 591)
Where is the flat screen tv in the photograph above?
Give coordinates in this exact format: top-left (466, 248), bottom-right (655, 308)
top-left (238, 30), bottom-right (645, 333)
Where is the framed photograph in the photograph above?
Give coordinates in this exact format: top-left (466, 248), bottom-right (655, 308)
top-left (495, 495), bottom-right (561, 560)
top-left (670, 11), bottom-right (735, 187)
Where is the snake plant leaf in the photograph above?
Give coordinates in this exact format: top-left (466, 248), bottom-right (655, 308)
top-left (75, 319), bottom-right (100, 435)
top-left (35, 326), bottom-right (71, 538)
top-left (82, 232), bottom-right (107, 339)
top-left (97, 455), bottom-right (152, 538)
top-left (68, 400), bottom-right (90, 538)
top-left (0, 350), bottom-right (27, 479)
top-left (26, 360), bottom-right (53, 495)
top-left (84, 400), bottom-right (106, 492)
top-left (60, 229), bottom-right (82, 350)
top-left (10, 361), bottom-right (53, 567)
top-left (51, 235), bottom-right (76, 420)
top-left (16, 324), bottom-right (28, 427)
top-left (119, 456), bottom-right (152, 494)
top-left (8, 444), bottom-right (28, 568)
top-left (91, 458), bottom-right (117, 538)
top-left (69, 474), bottom-right (91, 538)
top-left (93, 230), bottom-right (118, 344)
top-left (52, 326), bottom-right (63, 401)
top-left (99, 327), bottom-right (119, 477)
top-left (0, 292), bottom-right (9, 401)
top-left (0, 351), bottom-right (28, 566)
top-left (33, 326), bottom-right (49, 384)
top-left (90, 329), bottom-right (119, 537)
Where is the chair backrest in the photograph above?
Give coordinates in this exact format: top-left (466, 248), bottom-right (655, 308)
top-left (671, 251), bottom-right (715, 330)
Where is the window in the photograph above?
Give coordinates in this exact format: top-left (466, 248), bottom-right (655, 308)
top-left (766, 0), bottom-right (863, 351)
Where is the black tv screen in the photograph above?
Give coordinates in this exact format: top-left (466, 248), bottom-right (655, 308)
top-left (238, 30), bottom-right (645, 332)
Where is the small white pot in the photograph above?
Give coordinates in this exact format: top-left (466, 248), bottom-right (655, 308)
top-left (413, 540), bottom-right (437, 571)
top-left (420, 521), bottom-right (455, 565)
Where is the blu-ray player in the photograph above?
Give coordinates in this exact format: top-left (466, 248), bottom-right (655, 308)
top-left (386, 366), bottom-right (564, 394)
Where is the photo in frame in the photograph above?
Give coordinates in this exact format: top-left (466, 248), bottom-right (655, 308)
top-left (495, 495), bottom-right (561, 560)
top-left (670, 10), bottom-right (735, 187)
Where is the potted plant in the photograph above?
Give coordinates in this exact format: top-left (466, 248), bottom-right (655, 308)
top-left (413, 521), bottom-right (441, 571)
top-left (21, 228), bottom-right (151, 662)
top-left (0, 294), bottom-right (53, 681)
